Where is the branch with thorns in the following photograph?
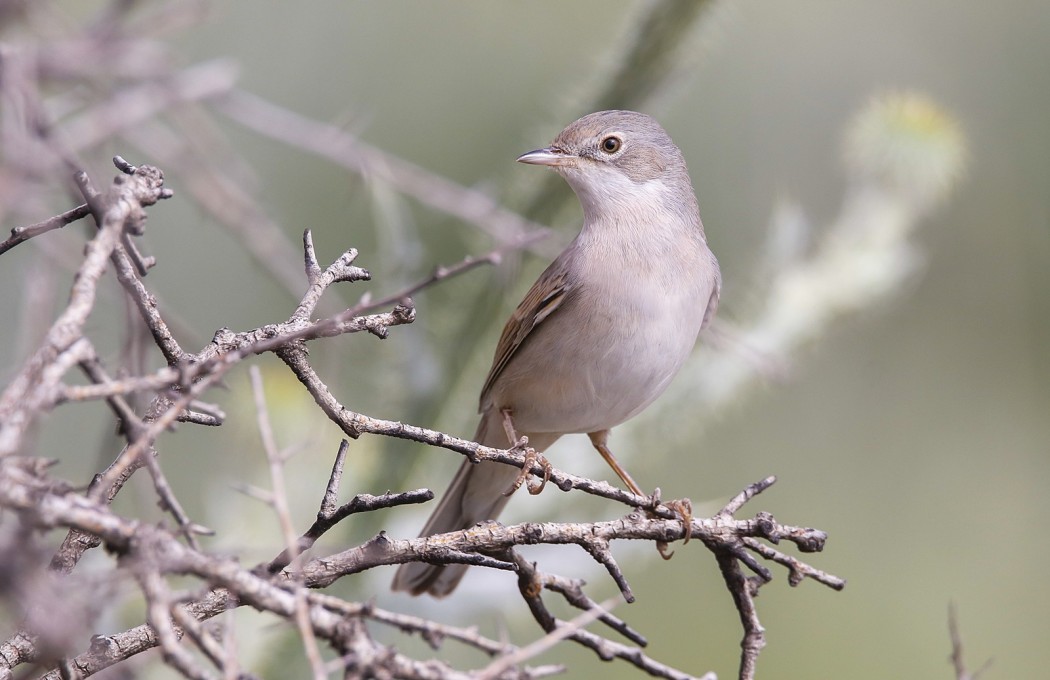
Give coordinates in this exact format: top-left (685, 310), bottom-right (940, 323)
top-left (0, 157), bottom-right (842, 680)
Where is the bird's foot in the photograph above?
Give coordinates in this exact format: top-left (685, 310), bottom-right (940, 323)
top-left (667, 498), bottom-right (694, 543)
top-left (503, 447), bottom-right (552, 496)
top-left (655, 497), bottom-right (693, 560)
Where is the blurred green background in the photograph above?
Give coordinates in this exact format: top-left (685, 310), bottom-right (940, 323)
top-left (1, 0), bottom-right (1048, 678)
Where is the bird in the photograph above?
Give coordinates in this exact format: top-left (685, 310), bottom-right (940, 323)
top-left (392, 110), bottom-right (721, 597)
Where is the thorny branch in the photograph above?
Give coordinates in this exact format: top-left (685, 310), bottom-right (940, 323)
top-left (0, 439), bottom-right (837, 680)
top-left (0, 161), bottom-right (172, 456)
top-left (0, 3), bottom-right (858, 677)
top-left (0, 156), bottom-right (842, 680)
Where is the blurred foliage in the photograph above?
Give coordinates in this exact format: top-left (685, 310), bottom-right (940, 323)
top-left (845, 91), bottom-right (967, 206)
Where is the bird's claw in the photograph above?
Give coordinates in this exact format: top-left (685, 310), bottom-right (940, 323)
top-left (654, 498), bottom-right (693, 560)
top-left (666, 498), bottom-right (693, 543)
top-left (503, 447), bottom-right (552, 496)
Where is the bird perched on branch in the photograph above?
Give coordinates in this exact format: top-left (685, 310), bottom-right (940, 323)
top-left (393, 110), bottom-right (721, 597)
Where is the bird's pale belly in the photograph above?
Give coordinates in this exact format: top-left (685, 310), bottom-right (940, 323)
top-left (488, 294), bottom-right (699, 435)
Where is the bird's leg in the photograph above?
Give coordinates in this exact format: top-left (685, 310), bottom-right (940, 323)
top-left (587, 430), bottom-right (692, 560)
top-left (500, 408), bottom-right (551, 496)
top-left (587, 430), bottom-right (645, 496)
top-left (500, 407), bottom-right (519, 446)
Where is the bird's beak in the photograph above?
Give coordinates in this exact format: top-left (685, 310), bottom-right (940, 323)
top-left (516, 147), bottom-right (572, 166)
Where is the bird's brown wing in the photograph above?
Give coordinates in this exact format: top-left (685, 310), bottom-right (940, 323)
top-left (478, 255), bottom-right (575, 411)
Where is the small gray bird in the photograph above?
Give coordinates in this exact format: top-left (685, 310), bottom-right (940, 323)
top-left (392, 110), bottom-right (721, 597)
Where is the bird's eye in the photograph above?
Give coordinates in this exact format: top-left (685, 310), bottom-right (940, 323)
top-left (600, 136), bottom-right (621, 154)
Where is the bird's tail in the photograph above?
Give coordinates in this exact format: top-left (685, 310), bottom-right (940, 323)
top-left (391, 412), bottom-right (558, 597)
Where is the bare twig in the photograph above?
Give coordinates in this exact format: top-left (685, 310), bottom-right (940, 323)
top-left (216, 90), bottom-right (556, 253)
top-left (742, 538), bottom-right (845, 590)
top-left (0, 202), bottom-right (92, 256)
top-left (61, 60), bottom-right (238, 154)
top-left (249, 366), bottom-right (327, 680)
top-left (544, 576), bottom-right (648, 647)
top-left (477, 597), bottom-right (618, 680)
top-left (137, 568), bottom-right (217, 680)
top-left (123, 116), bottom-right (318, 303)
top-left (0, 160), bottom-right (171, 457)
top-left (510, 554), bottom-right (714, 680)
top-left (54, 366), bottom-right (184, 404)
top-left (309, 592), bottom-right (515, 658)
top-left (353, 249), bottom-right (505, 317)
top-left (267, 439), bottom-right (433, 575)
top-left (949, 603), bottom-right (992, 680)
top-left (77, 350), bottom-right (148, 440)
top-left (169, 604), bottom-right (250, 679)
top-left (718, 476), bottom-right (777, 517)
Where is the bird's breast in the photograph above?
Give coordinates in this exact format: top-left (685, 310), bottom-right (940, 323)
top-left (492, 228), bottom-right (715, 436)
